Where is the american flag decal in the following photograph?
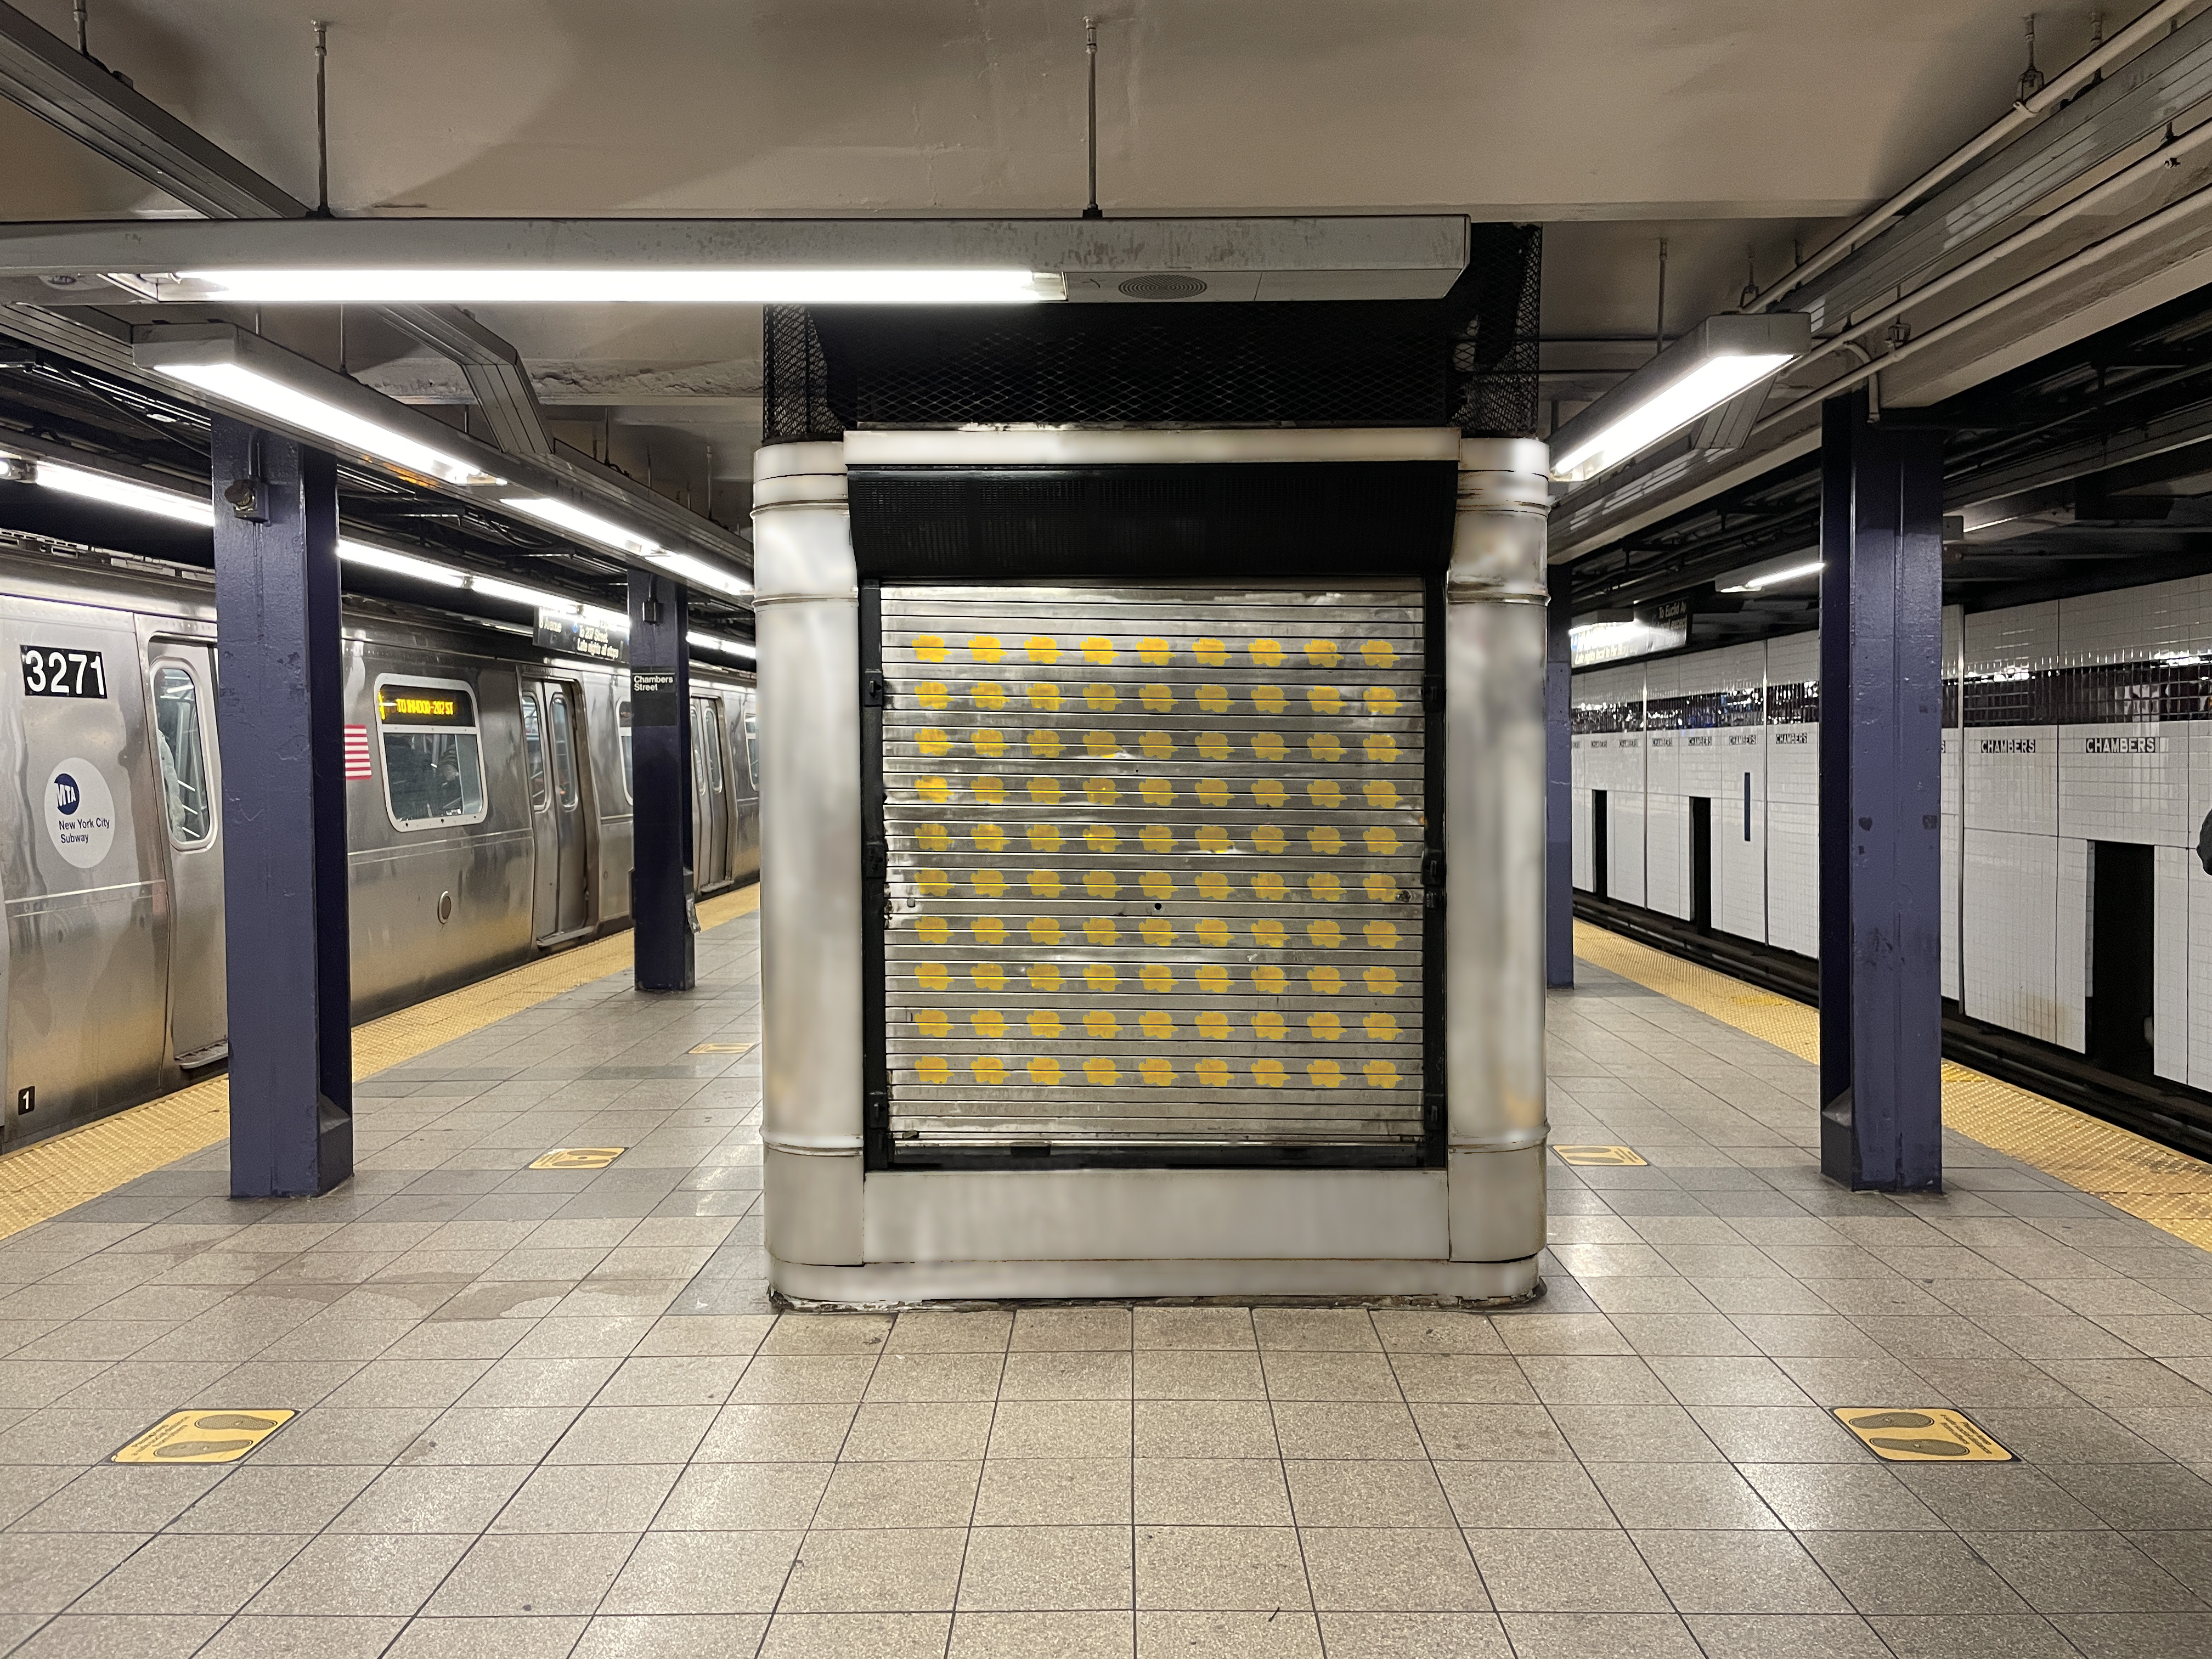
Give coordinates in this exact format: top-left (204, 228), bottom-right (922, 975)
top-left (343, 724), bottom-right (373, 781)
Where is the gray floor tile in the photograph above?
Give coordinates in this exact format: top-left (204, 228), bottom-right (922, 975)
top-left (777, 1526), bottom-right (964, 1613)
top-left (1465, 1528), bottom-right (1668, 1612)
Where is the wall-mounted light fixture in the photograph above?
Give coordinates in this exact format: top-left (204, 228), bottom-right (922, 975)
top-left (1716, 550), bottom-right (1824, 594)
top-left (136, 325), bottom-right (501, 488)
top-left (1550, 313), bottom-right (1812, 487)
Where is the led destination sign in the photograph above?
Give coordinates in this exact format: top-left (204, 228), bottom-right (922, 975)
top-left (375, 684), bottom-right (477, 729)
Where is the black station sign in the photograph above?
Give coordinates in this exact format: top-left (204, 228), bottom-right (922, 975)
top-left (631, 668), bottom-right (680, 727)
top-left (536, 610), bottom-right (628, 663)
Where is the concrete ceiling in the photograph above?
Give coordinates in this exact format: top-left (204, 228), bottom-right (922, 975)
top-left (0, 0), bottom-right (2152, 521)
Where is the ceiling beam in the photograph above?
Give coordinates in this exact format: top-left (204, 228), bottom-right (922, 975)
top-left (0, 2), bottom-right (303, 217)
top-left (0, 1), bottom-right (558, 466)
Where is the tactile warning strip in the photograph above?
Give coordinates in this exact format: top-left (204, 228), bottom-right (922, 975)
top-left (0, 884), bottom-right (760, 1241)
top-left (1573, 919), bottom-right (2212, 1253)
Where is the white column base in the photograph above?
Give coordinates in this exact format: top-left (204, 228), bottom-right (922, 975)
top-left (769, 1252), bottom-right (1542, 1307)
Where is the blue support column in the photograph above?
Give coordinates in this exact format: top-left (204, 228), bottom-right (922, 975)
top-left (211, 418), bottom-right (352, 1198)
top-left (629, 570), bottom-right (696, 991)
top-left (1818, 390), bottom-right (1944, 1191)
top-left (1546, 591), bottom-right (1574, 988)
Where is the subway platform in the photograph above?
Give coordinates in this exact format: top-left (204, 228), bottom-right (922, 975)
top-left (0, 908), bottom-right (2209, 1659)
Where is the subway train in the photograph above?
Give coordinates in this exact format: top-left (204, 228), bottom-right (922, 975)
top-left (0, 541), bottom-right (758, 1153)
top-left (1571, 568), bottom-right (2212, 1108)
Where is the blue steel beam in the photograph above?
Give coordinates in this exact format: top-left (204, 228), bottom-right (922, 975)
top-left (1546, 591), bottom-right (1573, 989)
top-left (211, 417), bottom-right (353, 1198)
top-left (629, 571), bottom-right (696, 991)
top-left (1817, 390), bottom-right (1944, 1192)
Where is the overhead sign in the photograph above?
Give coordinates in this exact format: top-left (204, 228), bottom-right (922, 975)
top-left (537, 610), bottom-right (628, 663)
top-left (1570, 600), bottom-right (1691, 669)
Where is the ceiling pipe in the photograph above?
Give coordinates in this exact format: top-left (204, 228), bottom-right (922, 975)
top-left (1751, 0), bottom-right (2198, 312)
top-left (0, 5), bottom-right (561, 460)
top-left (1785, 112), bottom-right (2212, 388)
top-left (1748, 171), bottom-right (2212, 442)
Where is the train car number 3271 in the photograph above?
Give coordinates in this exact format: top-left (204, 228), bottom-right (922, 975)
top-left (20, 646), bottom-right (107, 699)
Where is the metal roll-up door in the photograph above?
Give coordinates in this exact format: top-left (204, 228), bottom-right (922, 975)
top-left (878, 580), bottom-right (1430, 1154)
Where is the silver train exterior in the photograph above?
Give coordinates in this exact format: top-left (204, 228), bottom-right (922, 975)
top-left (0, 544), bottom-right (757, 1152)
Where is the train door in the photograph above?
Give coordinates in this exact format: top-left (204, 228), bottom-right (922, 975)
top-left (523, 676), bottom-right (591, 940)
top-left (690, 695), bottom-right (730, 890)
top-left (148, 642), bottom-right (226, 1065)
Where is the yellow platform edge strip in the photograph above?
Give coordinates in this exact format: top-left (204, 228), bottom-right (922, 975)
top-left (0, 884), bottom-right (760, 1242)
top-left (1573, 919), bottom-right (2212, 1253)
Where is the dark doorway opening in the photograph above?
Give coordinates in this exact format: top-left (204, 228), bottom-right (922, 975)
top-left (1690, 796), bottom-right (1713, 931)
top-left (1592, 791), bottom-right (1610, 900)
top-left (2089, 840), bottom-right (2155, 1082)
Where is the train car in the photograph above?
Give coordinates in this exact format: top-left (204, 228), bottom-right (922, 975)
top-left (1570, 568), bottom-right (2212, 1110)
top-left (0, 541), bottom-right (756, 1153)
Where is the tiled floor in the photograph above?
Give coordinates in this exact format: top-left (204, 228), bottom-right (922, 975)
top-left (2, 917), bottom-right (2211, 1659)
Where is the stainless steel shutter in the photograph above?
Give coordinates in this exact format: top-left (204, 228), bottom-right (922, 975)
top-left (879, 580), bottom-right (1428, 1152)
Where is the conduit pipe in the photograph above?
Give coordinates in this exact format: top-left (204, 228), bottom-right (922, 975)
top-left (753, 441), bottom-right (865, 1268)
top-left (1444, 437), bottom-right (1551, 1263)
top-left (1753, 0), bottom-right (2199, 311)
top-left (1793, 113), bottom-right (2212, 383)
top-left (1750, 168), bottom-right (2212, 442)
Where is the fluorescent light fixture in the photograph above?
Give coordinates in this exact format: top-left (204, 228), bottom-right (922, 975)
top-left (505, 501), bottom-right (751, 599)
top-left (154, 360), bottom-right (499, 487)
top-left (168, 268), bottom-right (1065, 305)
top-left (1550, 313), bottom-right (1812, 486)
top-left (1716, 550), bottom-right (1825, 594)
top-left (34, 459), bottom-right (215, 526)
top-left (657, 551), bottom-right (754, 599)
top-left (471, 573), bottom-right (573, 612)
top-left (337, 539), bottom-right (467, 588)
top-left (687, 630), bottom-right (757, 661)
top-left (504, 495), bottom-right (662, 559)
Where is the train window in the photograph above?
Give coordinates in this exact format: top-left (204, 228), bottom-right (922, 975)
top-left (694, 697), bottom-right (724, 791)
top-left (548, 689), bottom-right (580, 810)
top-left (618, 699), bottom-right (634, 803)
top-left (151, 665), bottom-right (215, 847)
top-left (743, 705), bottom-right (759, 787)
top-left (375, 677), bottom-right (487, 831)
top-left (520, 689), bottom-right (548, 812)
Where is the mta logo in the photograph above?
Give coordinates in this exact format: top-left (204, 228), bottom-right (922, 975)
top-left (53, 774), bottom-right (79, 815)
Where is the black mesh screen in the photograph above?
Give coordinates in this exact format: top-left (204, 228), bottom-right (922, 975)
top-left (761, 223), bottom-right (1539, 441)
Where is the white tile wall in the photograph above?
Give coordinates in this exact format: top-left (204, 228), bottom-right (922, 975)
top-left (1644, 659), bottom-right (1683, 798)
top-left (1646, 792), bottom-right (1691, 920)
top-left (1767, 798), bottom-right (1820, 959)
top-left (2190, 850), bottom-right (2212, 1092)
top-left (2056, 837), bottom-right (2089, 1054)
top-left (1764, 629), bottom-right (1819, 691)
top-left (1571, 780), bottom-right (1594, 891)
top-left (1569, 585), bottom-right (2212, 1086)
top-left (1964, 727), bottom-right (2059, 834)
top-left (1943, 607), bottom-right (1963, 1002)
top-left (2156, 844), bottom-right (2190, 1086)
top-left (1963, 827), bottom-right (2062, 1045)
top-left (1609, 789), bottom-right (1647, 907)
top-left (1716, 731), bottom-right (1768, 944)
top-left (1964, 604), bottom-right (2059, 834)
